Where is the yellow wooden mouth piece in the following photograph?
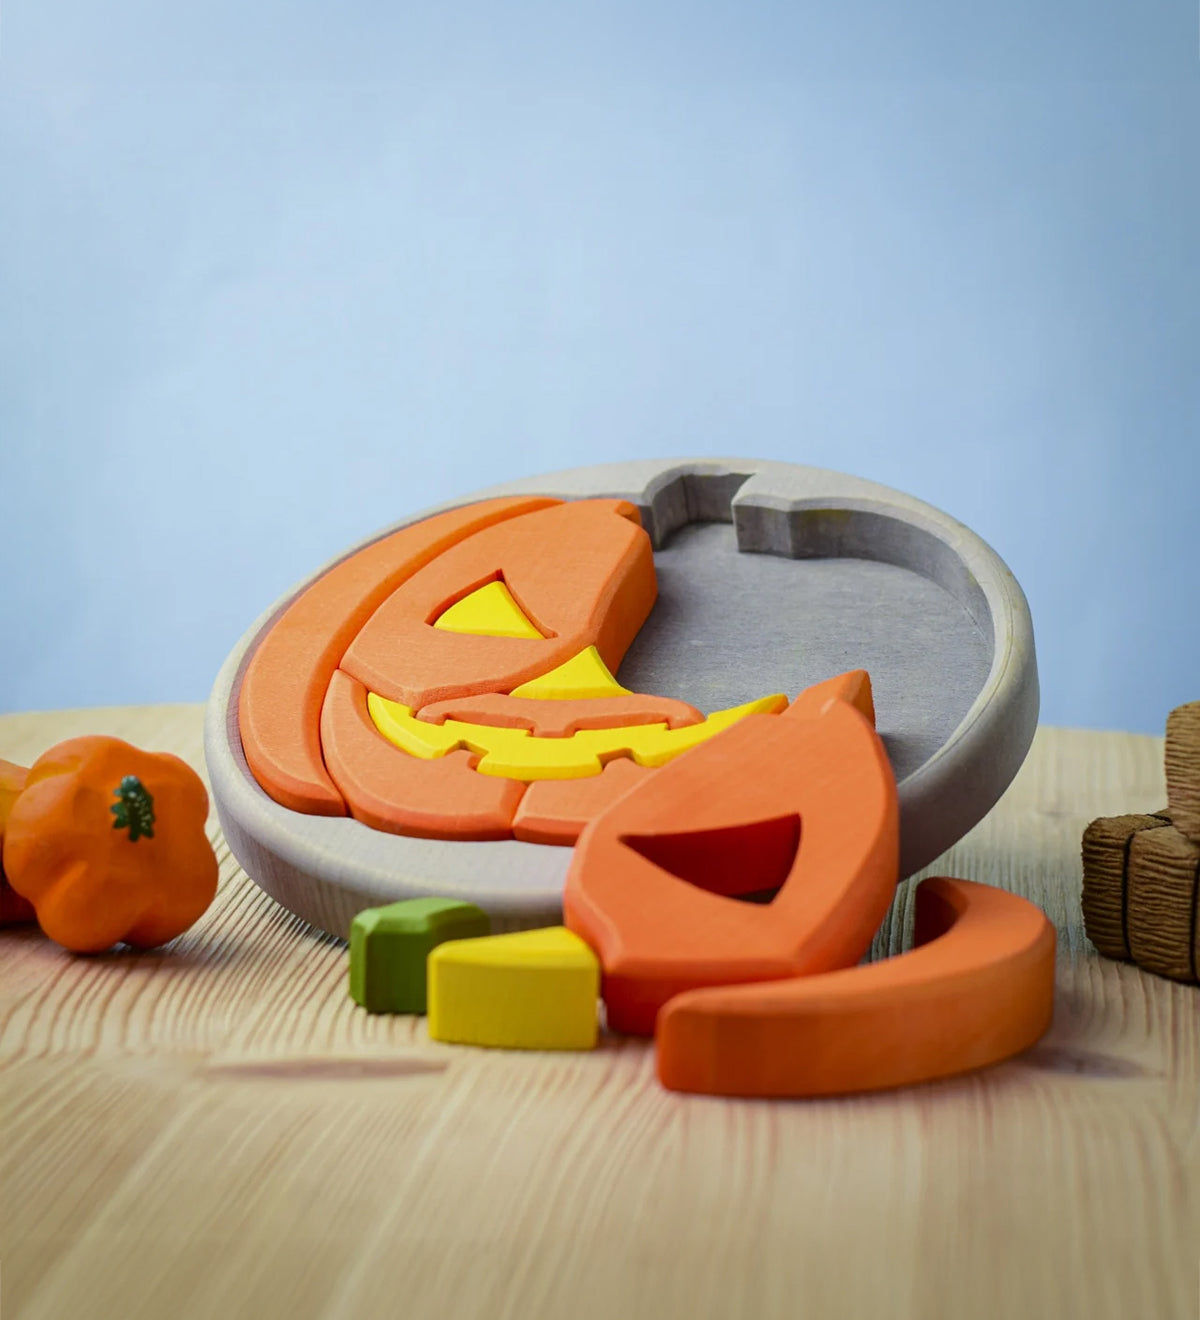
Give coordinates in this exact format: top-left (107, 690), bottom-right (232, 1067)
top-left (368, 644), bottom-right (786, 782)
top-left (366, 579), bottom-right (786, 781)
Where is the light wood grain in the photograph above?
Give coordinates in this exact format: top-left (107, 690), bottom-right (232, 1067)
top-left (1, 706), bottom-right (1197, 1320)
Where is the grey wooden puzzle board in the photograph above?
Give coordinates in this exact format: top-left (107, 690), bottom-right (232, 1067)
top-left (205, 458), bottom-right (1038, 938)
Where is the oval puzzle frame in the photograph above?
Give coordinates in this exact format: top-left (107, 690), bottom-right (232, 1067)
top-left (205, 458), bottom-right (1038, 937)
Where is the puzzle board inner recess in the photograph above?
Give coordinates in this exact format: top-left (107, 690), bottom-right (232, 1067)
top-left (206, 459), bottom-right (1038, 939)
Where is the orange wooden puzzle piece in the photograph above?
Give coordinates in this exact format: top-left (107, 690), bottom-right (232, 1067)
top-left (238, 495), bottom-right (558, 815)
top-left (341, 499), bottom-right (657, 710)
top-left (563, 672), bottom-right (899, 1035)
top-left (320, 670), bottom-right (524, 840)
top-left (512, 757), bottom-right (652, 845)
top-left (785, 668), bottom-right (876, 724)
top-left (656, 875), bottom-right (1057, 1097)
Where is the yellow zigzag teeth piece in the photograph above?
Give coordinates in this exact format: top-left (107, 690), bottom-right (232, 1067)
top-left (366, 690), bottom-right (788, 782)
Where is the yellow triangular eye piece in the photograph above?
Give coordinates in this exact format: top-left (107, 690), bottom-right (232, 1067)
top-left (433, 580), bottom-right (544, 639)
top-left (510, 645), bottom-right (631, 700)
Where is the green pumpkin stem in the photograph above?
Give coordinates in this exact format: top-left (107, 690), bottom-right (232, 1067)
top-left (111, 776), bottom-right (155, 842)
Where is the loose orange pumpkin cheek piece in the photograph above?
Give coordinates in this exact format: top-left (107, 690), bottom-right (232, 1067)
top-left (563, 676), bottom-right (900, 1036)
top-left (655, 876), bottom-right (1057, 1097)
top-left (238, 495), bottom-right (560, 817)
top-left (341, 498), bottom-right (657, 710)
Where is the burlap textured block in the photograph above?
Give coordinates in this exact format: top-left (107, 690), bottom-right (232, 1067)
top-left (1164, 701), bottom-right (1200, 843)
top-left (1081, 812), bottom-right (1171, 961)
top-left (1126, 824), bottom-right (1200, 984)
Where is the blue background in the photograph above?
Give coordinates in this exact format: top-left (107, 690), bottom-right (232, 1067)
top-left (2, 2), bottom-right (1196, 732)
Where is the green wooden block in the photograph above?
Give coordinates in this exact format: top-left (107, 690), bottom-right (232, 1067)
top-left (349, 897), bottom-right (490, 1014)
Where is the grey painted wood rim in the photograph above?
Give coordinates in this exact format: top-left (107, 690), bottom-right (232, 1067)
top-left (205, 458), bottom-right (1038, 939)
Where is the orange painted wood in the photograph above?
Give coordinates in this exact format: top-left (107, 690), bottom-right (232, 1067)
top-left (238, 496), bottom-right (557, 817)
top-left (341, 500), bottom-right (657, 710)
top-left (563, 676), bottom-right (899, 1035)
top-left (414, 693), bottom-right (704, 736)
top-left (785, 668), bottom-right (875, 724)
top-left (319, 669), bottom-right (524, 841)
top-left (656, 876), bottom-right (1057, 1097)
top-left (512, 757), bottom-right (652, 845)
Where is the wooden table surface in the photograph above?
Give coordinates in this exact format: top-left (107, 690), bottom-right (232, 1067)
top-left (1, 705), bottom-right (1196, 1320)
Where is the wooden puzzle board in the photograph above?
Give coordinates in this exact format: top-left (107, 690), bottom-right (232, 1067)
top-left (206, 459), bottom-right (1038, 938)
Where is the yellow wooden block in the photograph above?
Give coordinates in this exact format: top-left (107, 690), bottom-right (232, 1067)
top-left (509, 645), bottom-right (631, 699)
top-left (432, 579), bottom-right (544, 638)
top-left (427, 926), bottom-right (600, 1050)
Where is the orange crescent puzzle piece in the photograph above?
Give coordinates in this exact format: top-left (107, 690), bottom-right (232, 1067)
top-left (656, 875), bottom-right (1057, 1096)
top-left (563, 671), bottom-right (899, 1035)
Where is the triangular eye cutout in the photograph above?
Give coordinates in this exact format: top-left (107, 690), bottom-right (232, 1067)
top-left (432, 579), bottom-right (547, 639)
top-left (619, 813), bottom-right (801, 904)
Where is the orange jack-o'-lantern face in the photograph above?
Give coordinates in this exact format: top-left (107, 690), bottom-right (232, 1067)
top-left (234, 487), bottom-right (1058, 1099)
top-left (238, 497), bottom-right (785, 844)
